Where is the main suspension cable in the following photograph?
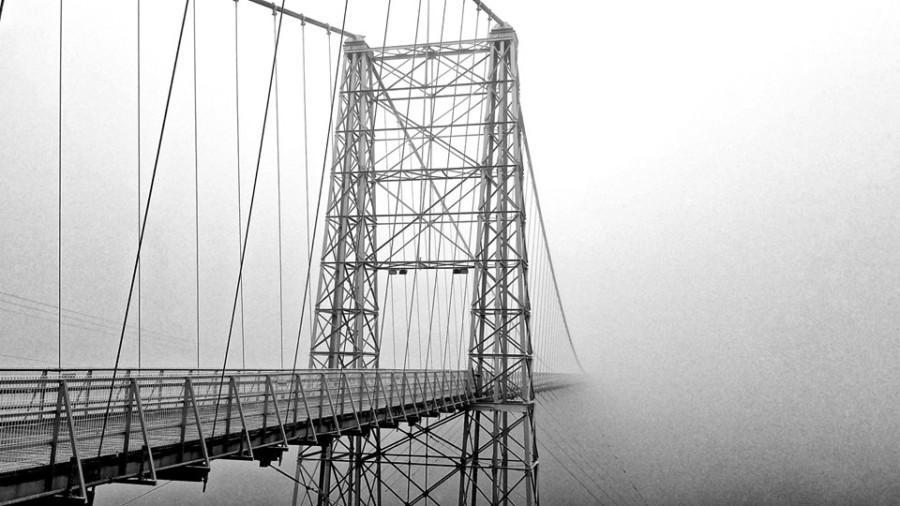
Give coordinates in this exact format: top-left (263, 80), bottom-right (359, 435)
top-left (470, 0), bottom-right (504, 27)
top-left (245, 0), bottom-right (359, 39)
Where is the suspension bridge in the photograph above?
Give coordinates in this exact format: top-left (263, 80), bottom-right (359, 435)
top-left (0, 1), bottom-right (641, 504)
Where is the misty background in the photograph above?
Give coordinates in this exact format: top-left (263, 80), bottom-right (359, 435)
top-left (2, 0), bottom-right (900, 504)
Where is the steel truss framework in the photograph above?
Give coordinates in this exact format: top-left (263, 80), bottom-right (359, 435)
top-left (302, 25), bottom-right (537, 506)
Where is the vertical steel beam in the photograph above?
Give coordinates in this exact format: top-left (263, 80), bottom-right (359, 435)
top-left (310, 37), bottom-right (378, 370)
top-left (316, 442), bottom-right (334, 506)
top-left (304, 36), bottom-right (382, 506)
top-left (459, 25), bottom-right (538, 506)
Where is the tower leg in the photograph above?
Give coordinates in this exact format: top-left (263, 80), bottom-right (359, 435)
top-left (306, 37), bottom-right (380, 506)
top-left (459, 25), bottom-right (538, 506)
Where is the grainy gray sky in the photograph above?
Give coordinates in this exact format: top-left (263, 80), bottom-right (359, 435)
top-left (2, 1), bottom-right (900, 504)
top-left (505, 1), bottom-right (900, 504)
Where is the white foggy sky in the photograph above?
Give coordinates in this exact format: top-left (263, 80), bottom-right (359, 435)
top-left (502, 1), bottom-right (900, 504)
top-left (2, 0), bottom-right (900, 504)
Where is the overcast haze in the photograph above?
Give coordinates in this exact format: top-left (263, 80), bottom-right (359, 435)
top-left (2, 0), bottom-right (900, 504)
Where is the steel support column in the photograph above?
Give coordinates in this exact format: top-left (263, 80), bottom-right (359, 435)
top-left (459, 25), bottom-right (538, 506)
top-left (304, 37), bottom-right (382, 506)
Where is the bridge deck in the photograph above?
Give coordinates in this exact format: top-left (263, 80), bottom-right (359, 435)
top-left (0, 369), bottom-right (571, 504)
top-left (0, 369), bottom-right (475, 505)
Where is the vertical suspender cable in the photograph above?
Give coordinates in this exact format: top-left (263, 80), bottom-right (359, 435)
top-left (456, 4), bottom-right (480, 373)
top-left (443, 0), bottom-right (468, 373)
top-left (302, 16), bottom-right (335, 370)
top-left (57, 0), bottom-right (63, 370)
top-left (423, 7), bottom-right (453, 491)
top-left (300, 20), bottom-right (312, 363)
top-left (423, 0), bottom-right (449, 371)
top-left (210, 0), bottom-right (294, 438)
top-left (286, 0), bottom-right (350, 411)
top-left (233, 0), bottom-right (247, 369)
top-left (373, 1), bottom-right (395, 370)
top-left (98, 0), bottom-right (193, 456)
top-left (402, 6), bottom-right (425, 498)
top-left (291, 21), bottom-right (313, 502)
top-left (192, 0), bottom-right (201, 368)
top-left (400, 0), bottom-right (424, 374)
top-left (136, 0), bottom-right (142, 369)
top-left (272, 7), bottom-right (285, 370)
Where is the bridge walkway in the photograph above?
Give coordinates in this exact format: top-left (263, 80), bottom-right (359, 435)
top-left (0, 369), bottom-right (475, 505)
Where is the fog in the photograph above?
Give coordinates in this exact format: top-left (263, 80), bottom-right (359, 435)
top-left (2, 0), bottom-right (900, 504)
top-left (512, 1), bottom-right (900, 504)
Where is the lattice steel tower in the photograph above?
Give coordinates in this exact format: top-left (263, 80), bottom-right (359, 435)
top-left (458, 25), bottom-right (537, 506)
top-left (308, 24), bottom-right (537, 505)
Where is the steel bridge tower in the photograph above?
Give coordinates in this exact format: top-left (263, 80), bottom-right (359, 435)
top-left (307, 24), bottom-right (537, 505)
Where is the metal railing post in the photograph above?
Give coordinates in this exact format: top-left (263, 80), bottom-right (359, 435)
top-left (376, 373), bottom-right (393, 424)
top-left (262, 376), bottom-right (270, 434)
top-left (46, 383), bottom-right (63, 491)
top-left (184, 378), bottom-right (211, 469)
top-left (179, 380), bottom-right (190, 460)
top-left (399, 372), bottom-right (409, 418)
top-left (321, 373), bottom-right (341, 435)
top-left (60, 380), bottom-right (88, 501)
top-left (296, 374), bottom-right (318, 443)
top-left (132, 379), bottom-right (157, 482)
top-left (265, 375), bottom-right (290, 447)
top-left (292, 373), bottom-right (300, 427)
top-left (229, 377), bottom-right (254, 460)
top-left (121, 378), bottom-right (135, 476)
top-left (342, 374), bottom-right (361, 431)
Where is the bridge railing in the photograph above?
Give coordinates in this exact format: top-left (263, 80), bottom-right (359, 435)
top-left (0, 369), bottom-right (476, 476)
